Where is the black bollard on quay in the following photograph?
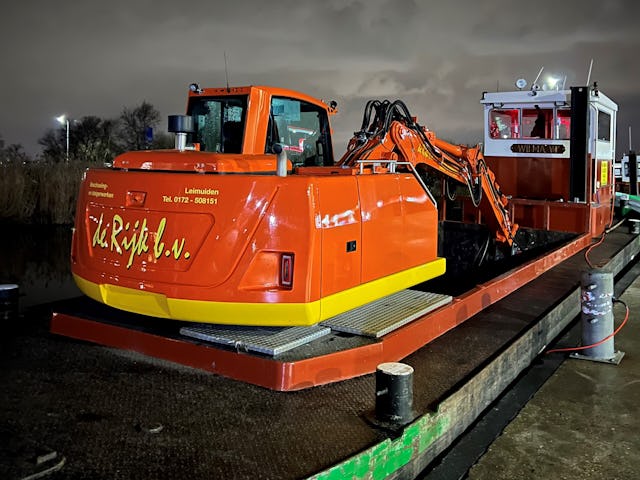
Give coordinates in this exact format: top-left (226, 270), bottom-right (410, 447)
top-left (571, 269), bottom-right (624, 364)
top-left (375, 362), bottom-right (415, 427)
top-left (0, 284), bottom-right (19, 321)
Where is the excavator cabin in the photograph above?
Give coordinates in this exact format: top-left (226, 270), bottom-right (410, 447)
top-left (180, 85), bottom-right (334, 167)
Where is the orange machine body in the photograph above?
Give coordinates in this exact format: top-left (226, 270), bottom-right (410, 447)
top-left (71, 86), bottom-right (445, 326)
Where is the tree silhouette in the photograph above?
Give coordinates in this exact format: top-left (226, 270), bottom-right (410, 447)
top-left (37, 101), bottom-right (165, 162)
top-left (38, 116), bottom-right (121, 163)
top-left (119, 101), bottom-right (161, 151)
top-left (0, 134), bottom-right (30, 164)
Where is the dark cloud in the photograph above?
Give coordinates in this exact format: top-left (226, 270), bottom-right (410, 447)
top-left (1, 0), bottom-right (638, 156)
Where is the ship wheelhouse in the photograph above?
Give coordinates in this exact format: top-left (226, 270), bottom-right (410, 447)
top-left (478, 86), bottom-right (617, 237)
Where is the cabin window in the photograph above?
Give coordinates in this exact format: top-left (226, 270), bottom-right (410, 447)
top-left (597, 110), bottom-right (611, 142)
top-left (489, 109), bottom-right (520, 139)
top-left (556, 109), bottom-right (571, 140)
top-left (267, 97), bottom-right (333, 167)
top-left (187, 95), bottom-right (248, 153)
top-left (522, 107), bottom-right (553, 138)
top-left (489, 107), bottom-right (570, 140)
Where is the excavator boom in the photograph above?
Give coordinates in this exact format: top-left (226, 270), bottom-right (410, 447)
top-left (337, 99), bottom-right (518, 246)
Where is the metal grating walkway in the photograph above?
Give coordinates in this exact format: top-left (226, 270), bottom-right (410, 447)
top-left (321, 290), bottom-right (452, 338)
top-left (179, 324), bottom-right (330, 356)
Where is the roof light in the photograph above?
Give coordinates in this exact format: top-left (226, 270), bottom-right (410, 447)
top-left (547, 76), bottom-right (560, 90)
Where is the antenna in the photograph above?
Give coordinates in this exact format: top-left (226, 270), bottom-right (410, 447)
top-left (562, 75), bottom-right (567, 90)
top-left (630, 126), bottom-right (633, 151)
top-left (586, 59), bottom-right (594, 86)
top-left (532, 66), bottom-right (544, 87)
top-left (224, 51), bottom-right (230, 93)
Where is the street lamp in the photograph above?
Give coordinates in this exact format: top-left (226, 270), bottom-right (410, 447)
top-left (56, 114), bottom-right (70, 161)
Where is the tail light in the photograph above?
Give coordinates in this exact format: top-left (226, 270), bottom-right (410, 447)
top-left (280, 253), bottom-right (294, 289)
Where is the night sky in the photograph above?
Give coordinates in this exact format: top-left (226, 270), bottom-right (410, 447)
top-left (1, 0), bottom-right (639, 156)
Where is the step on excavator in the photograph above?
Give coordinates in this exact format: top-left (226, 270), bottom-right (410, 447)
top-left (71, 84), bottom-right (519, 327)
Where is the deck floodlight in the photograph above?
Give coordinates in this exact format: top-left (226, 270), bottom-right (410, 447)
top-left (547, 76), bottom-right (560, 90)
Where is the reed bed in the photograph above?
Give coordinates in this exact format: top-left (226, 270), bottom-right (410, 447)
top-left (0, 161), bottom-right (92, 224)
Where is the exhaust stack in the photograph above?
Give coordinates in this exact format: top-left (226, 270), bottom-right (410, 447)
top-left (168, 115), bottom-right (194, 152)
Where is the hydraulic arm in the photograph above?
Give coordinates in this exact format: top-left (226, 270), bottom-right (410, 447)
top-left (337, 100), bottom-right (518, 246)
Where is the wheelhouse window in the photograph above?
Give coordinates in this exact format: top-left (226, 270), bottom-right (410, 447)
top-left (187, 95), bottom-right (248, 153)
top-left (266, 97), bottom-right (333, 167)
top-left (489, 106), bottom-right (569, 140)
top-left (597, 110), bottom-right (611, 142)
top-left (522, 107), bottom-right (552, 138)
top-left (489, 109), bottom-right (519, 139)
top-left (556, 109), bottom-right (571, 140)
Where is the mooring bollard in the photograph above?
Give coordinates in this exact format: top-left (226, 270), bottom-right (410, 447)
top-left (573, 269), bottom-right (624, 364)
top-left (0, 284), bottom-right (19, 321)
top-left (375, 362), bottom-right (415, 426)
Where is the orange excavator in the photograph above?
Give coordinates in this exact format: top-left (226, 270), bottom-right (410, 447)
top-left (71, 85), bottom-right (518, 327)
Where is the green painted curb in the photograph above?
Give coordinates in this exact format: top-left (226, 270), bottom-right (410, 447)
top-left (309, 412), bottom-right (450, 480)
